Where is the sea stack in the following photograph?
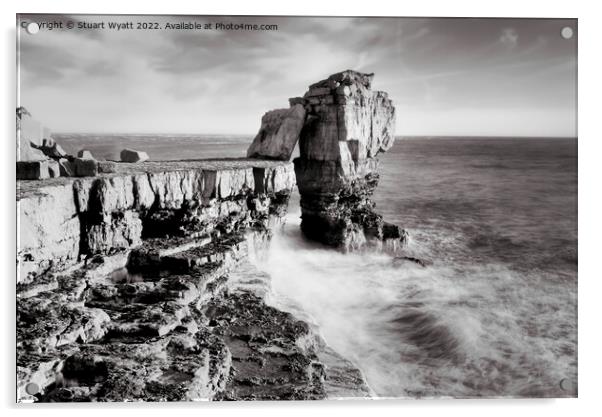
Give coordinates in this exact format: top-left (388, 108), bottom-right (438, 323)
top-left (247, 70), bottom-right (405, 250)
top-left (252, 70), bottom-right (404, 250)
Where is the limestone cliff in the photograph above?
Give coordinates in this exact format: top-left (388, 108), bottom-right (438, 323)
top-left (246, 104), bottom-right (306, 160)
top-left (248, 70), bottom-right (406, 250)
top-left (17, 159), bottom-right (369, 402)
top-left (17, 160), bottom-right (294, 283)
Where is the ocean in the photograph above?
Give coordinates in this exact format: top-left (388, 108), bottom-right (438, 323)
top-left (54, 134), bottom-right (578, 398)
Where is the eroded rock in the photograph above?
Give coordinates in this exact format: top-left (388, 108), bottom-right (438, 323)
top-left (17, 158), bottom-right (338, 402)
top-left (19, 143), bottom-right (47, 162)
top-left (18, 133), bottom-right (370, 402)
top-left (246, 70), bottom-right (405, 251)
top-left (205, 292), bottom-right (326, 400)
top-left (247, 104), bottom-right (306, 160)
top-left (18, 161), bottom-right (296, 282)
top-left (292, 70), bottom-right (406, 250)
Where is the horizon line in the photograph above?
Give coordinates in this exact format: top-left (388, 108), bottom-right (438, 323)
top-left (51, 132), bottom-right (577, 139)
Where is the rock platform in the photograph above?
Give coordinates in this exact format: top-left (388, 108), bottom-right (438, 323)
top-left (17, 158), bottom-right (370, 402)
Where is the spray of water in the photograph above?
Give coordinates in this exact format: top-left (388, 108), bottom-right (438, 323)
top-left (251, 210), bottom-right (577, 398)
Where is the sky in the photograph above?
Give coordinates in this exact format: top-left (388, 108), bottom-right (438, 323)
top-left (18, 15), bottom-right (577, 137)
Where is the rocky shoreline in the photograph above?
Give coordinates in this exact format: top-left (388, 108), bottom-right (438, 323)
top-left (17, 70), bottom-right (402, 402)
top-left (17, 159), bottom-right (370, 402)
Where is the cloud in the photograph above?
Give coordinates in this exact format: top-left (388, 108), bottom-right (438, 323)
top-left (499, 27), bottom-right (519, 48)
top-left (17, 15), bottom-right (576, 136)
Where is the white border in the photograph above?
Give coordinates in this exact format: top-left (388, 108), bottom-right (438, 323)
top-left (2, 1), bottom-right (599, 416)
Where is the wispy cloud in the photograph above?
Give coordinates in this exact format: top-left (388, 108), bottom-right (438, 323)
top-left (18, 15), bottom-right (576, 136)
top-left (499, 27), bottom-right (519, 48)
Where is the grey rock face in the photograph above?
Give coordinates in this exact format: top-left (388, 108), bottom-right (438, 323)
top-left (297, 70), bottom-right (395, 163)
top-left (120, 148), bottom-right (149, 163)
top-left (247, 104), bottom-right (306, 160)
top-left (17, 160), bottom-right (296, 283)
top-left (17, 158), bottom-right (355, 403)
top-left (244, 70), bottom-right (404, 251)
top-left (291, 70), bottom-right (405, 251)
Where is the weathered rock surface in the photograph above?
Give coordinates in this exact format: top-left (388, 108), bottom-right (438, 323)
top-left (205, 292), bottom-right (326, 400)
top-left (121, 148), bottom-right (149, 163)
top-left (292, 70), bottom-right (405, 250)
top-left (247, 104), bottom-right (306, 160)
top-left (17, 159), bottom-right (295, 283)
top-left (245, 70), bottom-right (405, 251)
top-left (17, 158), bottom-right (368, 402)
top-left (17, 72), bottom-right (401, 400)
top-left (299, 70), bottom-right (395, 162)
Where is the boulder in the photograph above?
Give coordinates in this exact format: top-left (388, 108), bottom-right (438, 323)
top-left (98, 161), bottom-right (117, 173)
top-left (120, 148), bottom-right (149, 163)
top-left (77, 149), bottom-right (95, 159)
top-left (74, 158), bottom-right (98, 177)
top-left (246, 104), bottom-right (306, 161)
top-left (17, 161), bottom-right (50, 180)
